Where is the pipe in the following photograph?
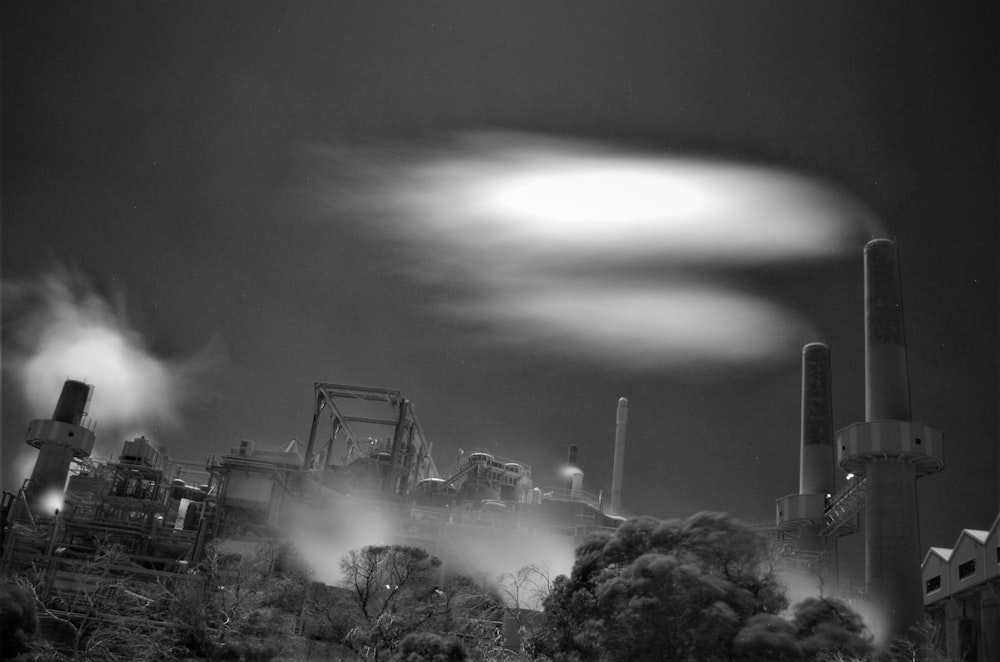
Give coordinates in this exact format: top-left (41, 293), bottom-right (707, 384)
top-left (611, 397), bottom-right (628, 516)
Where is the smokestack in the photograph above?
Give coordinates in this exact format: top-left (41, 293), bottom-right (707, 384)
top-left (776, 344), bottom-right (840, 562)
top-left (52, 379), bottom-right (92, 425)
top-left (570, 471), bottom-right (583, 498)
top-left (800, 344), bottom-right (834, 497)
top-left (24, 380), bottom-right (97, 514)
top-left (611, 397), bottom-right (628, 516)
top-left (864, 239), bottom-right (911, 421)
top-left (838, 239), bottom-right (943, 643)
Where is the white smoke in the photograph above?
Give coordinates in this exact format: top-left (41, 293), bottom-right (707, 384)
top-left (3, 268), bottom-right (216, 464)
top-left (313, 131), bottom-right (882, 370)
top-left (287, 491), bottom-right (576, 589)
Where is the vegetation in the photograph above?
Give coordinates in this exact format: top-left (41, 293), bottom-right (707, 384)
top-left (3, 513), bottom-right (953, 661)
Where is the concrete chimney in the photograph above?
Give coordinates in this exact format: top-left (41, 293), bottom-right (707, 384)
top-left (611, 397), bottom-right (628, 516)
top-left (838, 239), bottom-right (943, 642)
top-left (25, 380), bottom-right (97, 514)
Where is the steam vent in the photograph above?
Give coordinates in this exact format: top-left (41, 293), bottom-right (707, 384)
top-left (838, 239), bottom-right (944, 641)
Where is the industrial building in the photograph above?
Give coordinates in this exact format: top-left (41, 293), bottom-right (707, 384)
top-left (776, 238), bottom-right (954, 646)
top-left (1, 238), bottom-right (981, 656)
top-left (1, 380), bottom-right (622, 615)
top-left (921, 513), bottom-right (1000, 661)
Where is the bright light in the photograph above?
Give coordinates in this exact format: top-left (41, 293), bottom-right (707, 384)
top-left (41, 489), bottom-right (64, 516)
top-left (481, 162), bottom-right (712, 233)
top-left (846, 473), bottom-right (855, 480)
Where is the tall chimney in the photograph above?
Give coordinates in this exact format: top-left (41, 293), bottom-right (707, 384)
top-left (24, 380), bottom-right (97, 514)
top-left (776, 344), bottom-right (843, 570)
top-left (800, 344), bottom-right (834, 498)
top-left (864, 239), bottom-right (911, 422)
top-left (611, 397), bottom-right (628, 516)
top-left (838, 239), bottom-right (943, 642)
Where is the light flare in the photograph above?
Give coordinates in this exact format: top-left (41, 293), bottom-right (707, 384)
top-left (40, 489), bottom-right (64, 516)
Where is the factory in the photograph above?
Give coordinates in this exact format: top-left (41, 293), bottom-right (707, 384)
top-left (775, 239), bottom-right (997, 659)
top-left (2, 238), bottom-right (996, 658)
top-left (1, 381), bottom-right (623, 592)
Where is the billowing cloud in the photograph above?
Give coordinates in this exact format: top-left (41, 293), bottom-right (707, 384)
top-left (448, 279), bottom-right (814, 369)
top-left (314, 131), bottom-right (881, 369)
top-left (3, 268), bottom-right (216, 456)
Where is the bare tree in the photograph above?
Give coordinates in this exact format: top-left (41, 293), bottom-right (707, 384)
top-left (13, 541), bottom-right (181, 660)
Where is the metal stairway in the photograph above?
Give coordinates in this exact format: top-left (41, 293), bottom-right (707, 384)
top-left (819, 476), bottom-right (867, 536)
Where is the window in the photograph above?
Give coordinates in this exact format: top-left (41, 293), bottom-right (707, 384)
top-left (958, 559), bottom-right (976, 580)
top-left (925, 575), bottom-right (941, 594)
top-left (996, 546), bottom-right (999, 565)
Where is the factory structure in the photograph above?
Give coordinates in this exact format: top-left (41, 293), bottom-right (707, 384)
top-left (2, 239), bottom-right (997, 658)
top-left (1, 380), bottom-right (622, 595)
top-left (776, 239), bottom-right (996, 659)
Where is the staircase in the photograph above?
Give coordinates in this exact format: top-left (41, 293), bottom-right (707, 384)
top-left (819, 477), bottom-right (867, 536)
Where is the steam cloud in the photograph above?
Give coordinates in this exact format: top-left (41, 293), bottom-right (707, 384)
top-left (288, 491), bottom-right (575, 598)
top-left (3, 268), bottom-right (215, 463)
top-left (315, 131), bottom-right (882, 369)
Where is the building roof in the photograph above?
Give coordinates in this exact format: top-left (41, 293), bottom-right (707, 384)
top-left (923, 547), bottom-right (953, 566)
top-left (959, 529), bottom-right (989, 544)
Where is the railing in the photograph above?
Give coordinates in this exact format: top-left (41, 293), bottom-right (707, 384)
top-left (819, 477), bottom-right (867, 536)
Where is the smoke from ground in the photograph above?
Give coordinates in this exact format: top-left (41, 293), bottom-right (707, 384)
top-left (778, 568), bottom-right (888, 646)
top-left (288, 491), bottom-right (575, 597)
top-left (313, 131), bottom-right (883, 371)
top-left (3, 268), bottom-right (217, 473)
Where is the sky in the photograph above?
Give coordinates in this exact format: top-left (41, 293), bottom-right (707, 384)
top-left (2, 3), bottom-right (997, 586)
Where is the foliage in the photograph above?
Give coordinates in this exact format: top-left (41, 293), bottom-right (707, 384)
top-left (732, 597), bottom-right (873, 662)
top-left (13, 541), bottom-right (185, 661)
top-left (886, 617), bottom-right (951, 662)
top-left (338, 544), bottom-right (446, 659)
top-left (1, 582), bottom-right (38, 659)
top-left (391, 631), bottom-right (468, 662)
top-left (8, 538), bottom-right (310, 661)
top-left (162, 540), bottom-right (309, 660)
top-left (533, 511), bottom-right (883, 662)
top-left (791, 597), bottom-right (871, 660)
top-left (336, 544), bottom-right (509, 661)
top-left (537, 512), bottom-right (789, 661)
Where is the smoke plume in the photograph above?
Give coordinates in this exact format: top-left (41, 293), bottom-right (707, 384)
top-left (313, 131), bottom-right (882, 371)
top-left (3, 268), bottom-right (216, 462)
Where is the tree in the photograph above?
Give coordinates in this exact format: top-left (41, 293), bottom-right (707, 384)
top-left (1, 582), bottom-right (38, 660)
top-left (13, 540), bottom-right (183, 661)
top-left (162, 540), bottom-right (309, 660)
top-left (537, 512), bottom-right (790, 662)
top-left (338, 544), bottom-right (508, 661)
top-left (790, 597), bottom-right (871, 660)
top-left (340, 544), bottom-right (446, 659)
top-left (391, 631), bottom-right (468, 662)
top-left (498, 563), bottom-right (552, 659)
top-left (732, 597), bottom-right (874, 662)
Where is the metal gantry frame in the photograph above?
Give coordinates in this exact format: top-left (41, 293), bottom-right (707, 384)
top-left (303, 383), bottom-right (439, 498)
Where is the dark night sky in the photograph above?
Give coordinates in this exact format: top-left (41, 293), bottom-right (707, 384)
top-left (2, 3), bottom-right (997, 584)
